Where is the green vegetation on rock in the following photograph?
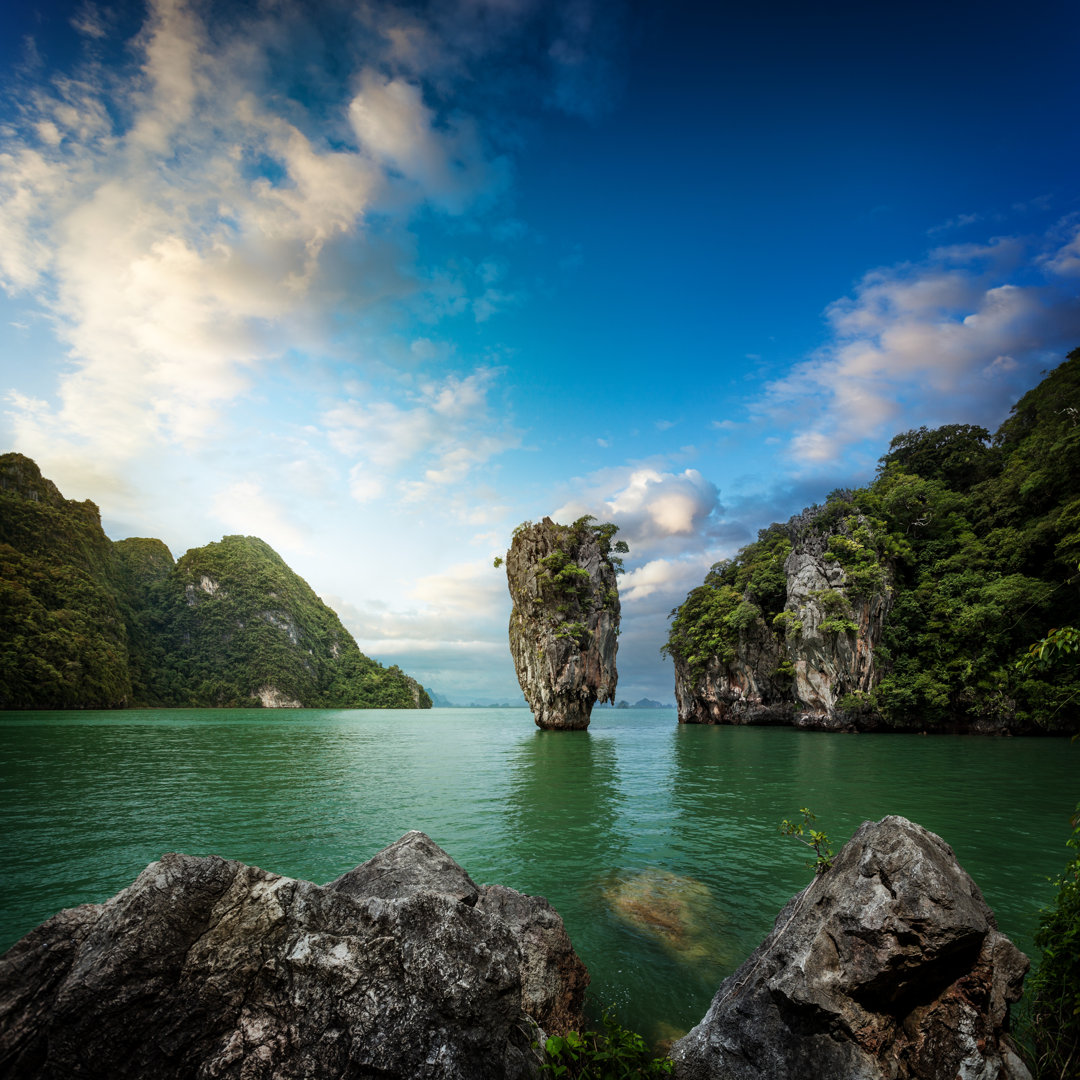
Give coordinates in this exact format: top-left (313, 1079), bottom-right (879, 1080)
top-left (1022, 803), bottom-right (1080, 1080)
top-left (665, 348), bottom-right (1080, 732)
top-left (0, 454), bottom-right (430, 710)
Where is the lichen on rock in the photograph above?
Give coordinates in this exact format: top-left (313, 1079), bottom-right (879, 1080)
top-left (504, 516), bottom-right (625, 730)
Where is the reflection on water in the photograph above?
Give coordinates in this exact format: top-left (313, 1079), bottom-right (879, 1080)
top-left (0, 708), bottom-right (1075, 1046)
top-left (500, 730), bottom-right (626, 894)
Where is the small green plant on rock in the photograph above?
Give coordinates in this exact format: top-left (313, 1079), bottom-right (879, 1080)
top-left (536, 1009), bottom-right (673, 1079)
top-left (780, 807), bottom-right (835, 874)
top-left (1022, 801), bottom-right (1080, 1080)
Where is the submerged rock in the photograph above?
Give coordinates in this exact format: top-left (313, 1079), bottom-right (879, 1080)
top-left (603, 869), bottom-right (727, 965)
top-left (0, 831), bottom-right (588, 1080)
top-left (671, 815), bottom-right (1031, 1080)
top-left (504, 517), bottom-right (623, 730)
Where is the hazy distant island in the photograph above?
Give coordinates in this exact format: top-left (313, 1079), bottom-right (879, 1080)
top-left (0, 454), bottom-right (430, 711)
top-left (665, 348), bottom-right (1080, 736)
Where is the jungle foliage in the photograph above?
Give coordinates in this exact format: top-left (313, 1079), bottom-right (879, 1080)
top-left (514, 515), bottom-right (627, 641)
top-left (0, 456), bottom-right (429, 710)
top-left (1021, 803), bottom-right (1080, 1080)
top-left (665, 348), bottom-right (1080, 731)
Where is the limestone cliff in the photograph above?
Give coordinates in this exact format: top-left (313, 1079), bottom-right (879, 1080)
top-left (505, 517), bottom-right (624, 730)
top-left (0, 452), bottom-right (430, 710)
top-left (669, 505), bottom-right (892, 729)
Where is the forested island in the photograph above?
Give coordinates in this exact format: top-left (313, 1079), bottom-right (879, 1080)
top-left (665, 349), bottom-right (1080, 734)
top-left (0, 454), bottom-right (430, 710)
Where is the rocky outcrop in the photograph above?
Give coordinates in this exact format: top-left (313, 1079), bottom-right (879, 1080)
top-left (674, 512), bottom-right (892, 730)
top-left (505, 517), bottom-right (622, 730)
top-left (0, 831), bottom-right (588, 1080)
top-left (671, 815), bottom-right (1031, 1080)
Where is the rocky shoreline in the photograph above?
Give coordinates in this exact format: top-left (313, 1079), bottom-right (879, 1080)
top-left (0, 817), bottom-right (1031, 1079)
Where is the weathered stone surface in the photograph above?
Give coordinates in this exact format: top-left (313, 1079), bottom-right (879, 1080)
top-left (671, 815), bottom-right (1031, 1080)
top-left (505, 517), bottom-right (621, 730)
top-left (476, 884), bottom-right (589, 1036)
top-left (0, 831), bottom-right (588, 1080)
top-left (331, 829), bottom-right (482, 904)
top-left (674, 512), bottom-right (892, 730)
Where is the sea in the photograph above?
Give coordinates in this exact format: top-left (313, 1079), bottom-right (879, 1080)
top-left (0, 706), bottom-right (1074, 1043)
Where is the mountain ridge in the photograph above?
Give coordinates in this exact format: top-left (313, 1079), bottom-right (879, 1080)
top-left (0, 455), bottom-right (430, 710)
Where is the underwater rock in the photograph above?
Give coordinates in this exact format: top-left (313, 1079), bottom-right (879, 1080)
top-left (0, 831), bottom-right (588, 1080)
top-left (504, 517), bottom-right (622, 730)
top-left (602, 869), bottom-right (725, 964)
top-left (671, 815), bottom-right (1031, 1080)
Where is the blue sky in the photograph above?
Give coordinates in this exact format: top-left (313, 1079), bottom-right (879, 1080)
top-left (2, 0), bottom-right (1079, 704)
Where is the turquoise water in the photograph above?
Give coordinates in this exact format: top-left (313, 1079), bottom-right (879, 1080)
top-left (0, 707), bottom-right (1075, 1042)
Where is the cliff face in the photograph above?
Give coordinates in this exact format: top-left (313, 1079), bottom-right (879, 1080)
top-left (161, 535), bottom-right (432, 709)
top-left (0, 453), bottom-right (430, 710)
top-left (505, 517), bottom-right (622, 730)
top-left (671, 511), bottom-right (892, 729)
top-left (0, 455), bottom-right (134, 709)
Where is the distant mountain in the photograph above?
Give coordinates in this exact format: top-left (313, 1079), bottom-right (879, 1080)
top-left (0, 454), bottom-right (430, 710)
top-left (425, 689), bottom-right (528, 708)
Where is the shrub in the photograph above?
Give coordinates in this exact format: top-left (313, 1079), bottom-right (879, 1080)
top-left (536, 1009), bottom-right (673, 1079)
top-left (1023, 802), bottom-right (1080, 1079)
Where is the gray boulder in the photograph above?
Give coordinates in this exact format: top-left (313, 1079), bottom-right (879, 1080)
top-left (671, 815), bottom-right (1030, 1080)
top-left (0, 831), bottom-right (588, 1080)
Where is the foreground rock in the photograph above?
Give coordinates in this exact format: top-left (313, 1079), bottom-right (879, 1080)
top-left (672, 815), bottom-right (1030, 1080)
top-left (505, 517), bottom-right (623, 730)
top-left (0, 831), bottom-right (587, 1080)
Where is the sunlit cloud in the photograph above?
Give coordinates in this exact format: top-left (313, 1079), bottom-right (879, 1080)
top-left (554, 465), bottom-right (722, 554)
top-left (760, 225), bottom-right (1080, 471)
top-left (0, 0), bottom-right (517, 480)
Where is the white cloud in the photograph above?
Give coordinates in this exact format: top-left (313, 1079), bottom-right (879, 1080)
top-left (1040, 221), bottom-right (1080, 278)
top-left (0, 0), bottom-right (514, 479)
top-left (760, 227), bottom-right (1080, 470)
top-left (555, 466), bottom-right (721, 553)
top-left (324, 368), bottom-right (519, 503)
top-left (620, 557), bottom-right (711, 603)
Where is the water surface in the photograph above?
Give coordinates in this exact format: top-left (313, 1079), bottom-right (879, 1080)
top-left (0, 708), bottom-right (1074, 1042)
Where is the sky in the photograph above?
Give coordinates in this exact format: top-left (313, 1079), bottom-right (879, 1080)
top-left (1, 0), bottom-right (1079, 705)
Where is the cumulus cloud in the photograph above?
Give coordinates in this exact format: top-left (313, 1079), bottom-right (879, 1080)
top-left (1040, 220), bottom-right (1080, 278)
top-left (760, 226), bottom-right (1080, 471)
top-left (554, 465), bottom-right (721, 554)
